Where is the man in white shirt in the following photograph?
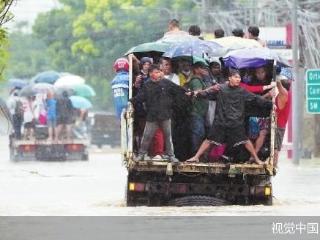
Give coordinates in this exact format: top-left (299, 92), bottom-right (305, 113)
top-left (7, 89), bottom-right (23, 139)
top-left (160, 57), bottom-right (180, 85)
top-left (164, 19), bottom-right (189, 37)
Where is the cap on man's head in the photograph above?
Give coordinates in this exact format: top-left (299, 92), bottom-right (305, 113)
top-left (209, 57), bottom-right (221, 66)
top-left (192, 56), bottom-right (209, 67)
top-left (193, 62), bottom-right (208, 70)
top-left (113, 58), bottom-right (129, 72)
top-left (232, 28), bottom-right (244, 37)
top-left (140, 57), bottom-right (153, 66)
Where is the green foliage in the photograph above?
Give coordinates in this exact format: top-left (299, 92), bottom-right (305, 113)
top-left (5, 30), bottom-right (50, 79)
top-left (0, 28), bottom-right (9, 81)
top-left (0, 0), bottom-right (15, 82)
top-left (16, 0), bottom-right (197, 110)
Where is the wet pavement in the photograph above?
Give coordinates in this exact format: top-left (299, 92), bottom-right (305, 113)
top-left (0, 136), bottom-right (319, 216)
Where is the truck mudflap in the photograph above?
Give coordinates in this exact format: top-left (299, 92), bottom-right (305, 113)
top-left (35, 144), bottom-right (66, 160)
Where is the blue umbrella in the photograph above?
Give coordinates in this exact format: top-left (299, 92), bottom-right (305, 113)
top-left (280, 67), bottom-right (293, 80)
top-left (163, 39), bottom-right (223, 59)
top-left (31, 71), bottom-right (61, 84)
top-left (223, 48), bottom-right (291, 69)
top-left (8, 78), bottom-right (28, 89)
top-left (125, 41), bottom-right (172, 55)
top-left (69, 96), bottom-right (92, 109)
top-left (125, 35), bottom-right (198, 56)
top-left (19, 85), bottom-right (35, 97)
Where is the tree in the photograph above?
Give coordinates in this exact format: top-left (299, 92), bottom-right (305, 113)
top-left (6, 29), bottom-right (50, 79)
top-left (31, 0), bottom-right (197, 110)
top-left (70, 0), bottom-right (196, 109)
top-left (0, 0), bottom-right (15, 81)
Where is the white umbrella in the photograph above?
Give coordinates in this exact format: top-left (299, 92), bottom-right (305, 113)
top-left (211, 36), bottom-right (262, 49)
top-left (54, 75), bottom-right (85, 87)
top-left (32, 83), bottom-right (54, 93)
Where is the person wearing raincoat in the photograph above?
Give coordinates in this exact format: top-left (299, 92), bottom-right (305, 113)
top-left (111, 58), bottom-right (130, 120)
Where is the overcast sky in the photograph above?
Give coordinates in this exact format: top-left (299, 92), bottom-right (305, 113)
top-left (6, 0), bottom-right (60, 30)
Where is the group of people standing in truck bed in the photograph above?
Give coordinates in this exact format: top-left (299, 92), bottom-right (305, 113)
top-left (111, 20), bottom-right (291, 167)
top-left (7, 89), bottom-right (88, 142)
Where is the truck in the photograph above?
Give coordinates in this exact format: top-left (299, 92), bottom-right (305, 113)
top-left (9, 127), bottom-right (89, 161)
top-left (90, 112), bottom-right (120, 148)
top-left (121, 54), bottom-right (279, 207)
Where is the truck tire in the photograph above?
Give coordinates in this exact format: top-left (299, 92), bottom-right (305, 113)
top-left (264, 196), bottom-right (273, 206)
top-left (9, 148), bottom-right (19, 162)
top-left (81, 153), bottom-right (89, 161)
top-left (170, 195), bottom-right (230, 206)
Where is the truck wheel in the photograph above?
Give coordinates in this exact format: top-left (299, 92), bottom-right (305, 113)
top-left (81, 153), bottom-right (89, 161)
top-left (9, 148), bottom-right (18, 162)
top-left (97, 144), bottom-right (102, 149)
top-left (126, 191), bottom-right (137, 206)
top-left (264, 196), bottom-right (273, 206)
top-left (170, 195), bottom-right (230, 206)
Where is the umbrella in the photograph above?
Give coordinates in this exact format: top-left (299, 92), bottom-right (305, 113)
top-left (19, 83), bottom-right (54, 97)
top-left (19, 85), bottom-right (36, 97)
top-left (54, 75), bottom-right (85, 87)
top-left (72, 84), bottom-right (96, 98)
top-left (222, 47), bottom-right (291, 69)
top-left (125, 41), bottom-right (172, 56)
top-left (280, 67), bottom-right (293, 80)
top-left (162, 39), bottom-right (223, 59)
top-left (54, 86), bottom-right (75, 97)
top-left (31, 71), bottom-right (60, 84)
top-left (211, 36), bottom-right (263, 49)
top-left (69, 96), bottom-right (92, 109)
top-left (160, 33), bottom-right (198, 44)
top-left (8, 78), bottom-right (28, 89)
top-left (32, 83), bottom-right (54, 93)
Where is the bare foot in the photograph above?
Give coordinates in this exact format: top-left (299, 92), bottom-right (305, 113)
top-left (186, 157), bottom-right (199, 163)
top-left (245, 157), bottom-right (255, 164)
top-left (248, 157), bottom-right (265, 165)
top-left (254, 158), bottom-right (265, 165)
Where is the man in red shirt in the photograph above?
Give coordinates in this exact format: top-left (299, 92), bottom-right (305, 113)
top-left (274, 76), bottom-right (291, 167)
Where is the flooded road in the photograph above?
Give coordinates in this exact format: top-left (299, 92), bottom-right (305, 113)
top-left (0, 136), bottom-right (319, 216)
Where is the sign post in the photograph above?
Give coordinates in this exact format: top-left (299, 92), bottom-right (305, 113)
top-left (306, 69), bottom-right (320, 113)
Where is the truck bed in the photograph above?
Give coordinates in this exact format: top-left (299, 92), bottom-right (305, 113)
top-left (128, 159), bottom-right (274, 176)
top-left (10, 137), bottom-right (89, 161)
top-left (11, 138), bottom-right (89, 146)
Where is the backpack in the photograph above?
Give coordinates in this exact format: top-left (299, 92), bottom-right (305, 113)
top-left (248, 117), bottom-right (260, 139)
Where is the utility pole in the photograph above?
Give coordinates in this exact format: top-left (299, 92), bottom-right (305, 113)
top-left (201, 0), bottom-right (207, 32)
top-left (292, 0), bottom-right (300, 165)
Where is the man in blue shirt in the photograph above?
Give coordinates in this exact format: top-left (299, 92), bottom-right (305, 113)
top-left (112, 58), bottom-right (130, 120)
top-left (46, 91), bottom-right (57, 141)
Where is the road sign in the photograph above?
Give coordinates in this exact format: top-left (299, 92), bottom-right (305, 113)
top-left (306, 69), bottom-right (320, 113)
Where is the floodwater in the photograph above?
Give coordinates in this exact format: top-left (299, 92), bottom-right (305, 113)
top-left (0, 136), bottom-right (319, 216)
